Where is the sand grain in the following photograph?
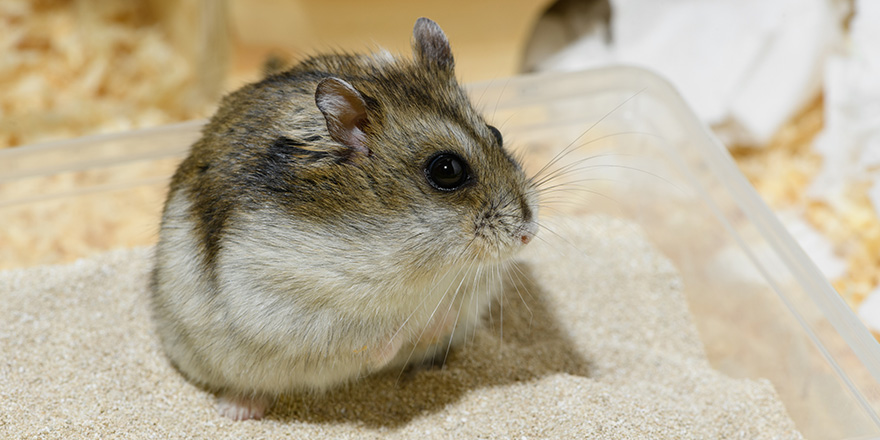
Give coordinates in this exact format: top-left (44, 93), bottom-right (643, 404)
top-left (0, 216), bottom-right (802, 439)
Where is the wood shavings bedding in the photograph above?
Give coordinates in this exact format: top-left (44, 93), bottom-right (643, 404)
top-left (731, 97), bottom-right (880, 334)
top-left (0, 0), bottom-right (220, 148)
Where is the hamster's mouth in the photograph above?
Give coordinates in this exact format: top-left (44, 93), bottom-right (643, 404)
top-left (470, 220), bottom-right (538, 264)
top-left (467, 193), bottom-right (539, 264)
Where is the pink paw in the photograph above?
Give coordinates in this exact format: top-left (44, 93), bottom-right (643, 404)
top-left (368, 335), bottom-right (404, 370)
top-left (418, 312), bottom-right (456, 348)
top-left (217, 394), bottom-right (273, 421)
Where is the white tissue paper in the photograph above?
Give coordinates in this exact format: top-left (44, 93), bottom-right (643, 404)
top-left (859, 287), bottom-right (880, 334)
top-left (776, 211), bottom-right (847, 281)
top-left (535, 0), bottom-right (844, 147)
top-left (811, 0), bottom-right (880, 202)
top-left (720, 0), bottom-right (841, 146)
top-left (812, 0), bottom-right (880, 330)
top-left (709, 211), bottom-right (846, 285)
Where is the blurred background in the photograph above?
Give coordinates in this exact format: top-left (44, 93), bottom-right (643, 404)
top-left (1, 0), bottom-right (878, 334)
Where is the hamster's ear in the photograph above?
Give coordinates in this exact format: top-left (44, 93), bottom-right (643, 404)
top-left (315, 77), bottom-right (370, 156)
top-left (413, 17), bottom-right (454, 71)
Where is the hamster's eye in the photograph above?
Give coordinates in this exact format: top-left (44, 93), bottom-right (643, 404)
top-left (425, 153), bottom-right (469, 191)
top-left (488, 125), bottom-right (503, 146)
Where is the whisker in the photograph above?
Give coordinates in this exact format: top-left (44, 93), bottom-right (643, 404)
top-left (498, 266), bottom-right (505, 355)
top-left (467, 260), bottom-right (482, 347)
top-left (382, 237), bottom-right (456, 353)
top-left (538, 189), bottom-right (622, 209)
top-left (491, 77), bottom-right (512, 123)
top-left (536, 218), bottom-right (637, 264)
top-left (554, 163), bottom-right (684, 193)
top-left (531, 135), bottom-right (657, 187)
top-left (507, 262), bottom-right (534, 329)
top-left (433, 249), bottom-right (482, 366)
top-left (441, 260), bottom-right (479, 364)
top-left (392, 242), bottom-right (477, 383)
top-left (538, 220), bottom-right (621, 264)
top-left (536, 177), bottom-right (621, 194)
top-left (530, 90), bottom-right (647, 181)
top-left (507, 261), bottom-right (535, 303)
top-left (533, 154), bottom-right (624, 189)
top-left (535, 222), bottom-right (571, 247)
top-left (473, 79), bottom-right (492, 110)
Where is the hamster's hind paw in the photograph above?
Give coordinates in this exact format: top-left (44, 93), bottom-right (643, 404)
top-left (217, 393), bottom-right (273, 421)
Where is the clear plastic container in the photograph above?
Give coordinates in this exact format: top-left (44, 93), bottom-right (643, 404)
top-left (2, 67), bottom-right (879, 439)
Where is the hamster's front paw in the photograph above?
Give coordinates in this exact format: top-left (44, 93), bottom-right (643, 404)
top-left (418, 310), bottom-right (457, 349)
top-left (217, 393), bottom-right (274, 421)
top-left (367, 334), bottom-right (405, 370)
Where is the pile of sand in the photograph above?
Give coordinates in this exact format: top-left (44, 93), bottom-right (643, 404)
top-left (0, 216), bottom-right (801, 438)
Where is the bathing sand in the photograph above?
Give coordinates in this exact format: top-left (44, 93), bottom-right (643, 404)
top-left (0, 215), bottom-right (801, 439)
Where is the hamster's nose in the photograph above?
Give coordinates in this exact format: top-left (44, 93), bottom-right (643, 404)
top-left (519, 221), bottom-right (538, 245)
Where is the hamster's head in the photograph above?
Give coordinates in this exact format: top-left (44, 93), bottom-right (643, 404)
top-left (305, 18), bottom-right (537, 270)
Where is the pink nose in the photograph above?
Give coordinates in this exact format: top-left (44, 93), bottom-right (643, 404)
top-left (519, 222), bottom-right (537, 245)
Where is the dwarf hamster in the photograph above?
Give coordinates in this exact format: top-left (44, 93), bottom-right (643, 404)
top-left (151, 17), bottom-right (538, 421)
